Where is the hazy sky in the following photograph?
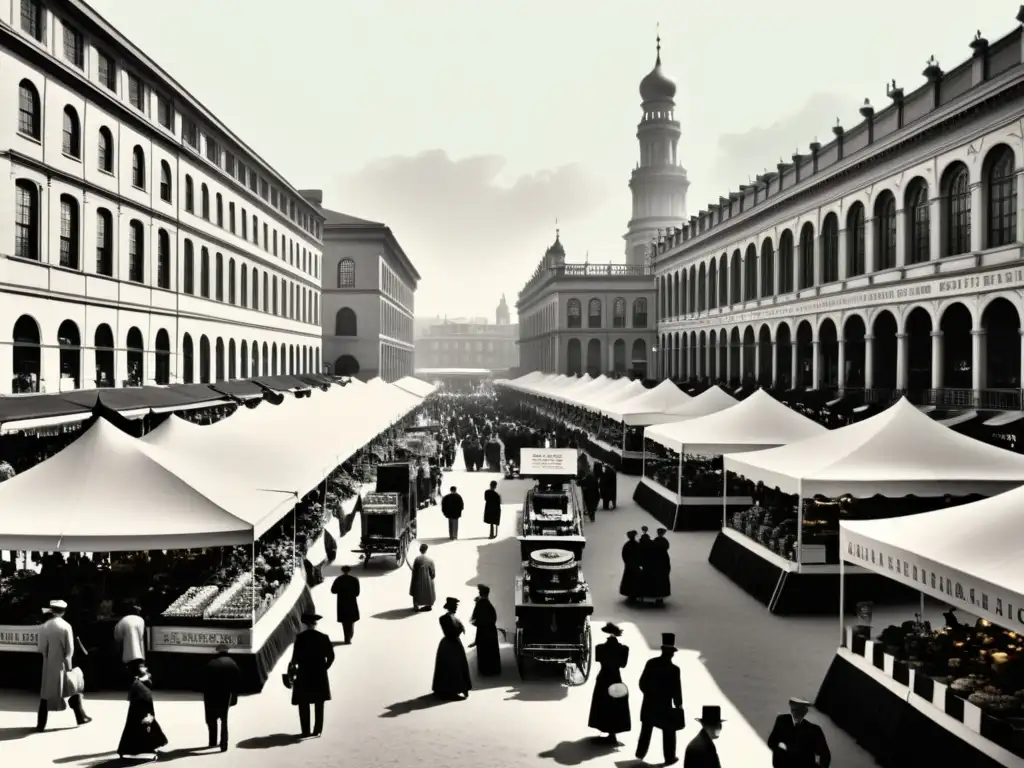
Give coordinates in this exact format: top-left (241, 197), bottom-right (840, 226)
top-left (88, 0), bottom-right (1017, 319)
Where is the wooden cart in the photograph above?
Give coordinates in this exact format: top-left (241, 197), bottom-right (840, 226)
top-left (517, 481), bottom-right (587, 562)
top-left (355, 492), bottom-right (416, 568)
top-left (512, 575), bottom-right (593, 685)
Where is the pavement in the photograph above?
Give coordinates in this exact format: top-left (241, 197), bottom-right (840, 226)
top-left (0, 457), bottom-right (936, 767)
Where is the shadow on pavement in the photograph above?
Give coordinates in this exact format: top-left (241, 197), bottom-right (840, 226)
top-left (537, 736), bottom-right (621, 765)
top-left (503, 681), bottom-right (569, 703)
top-left (378, 693), bottom-right (454, 718)
top-left (0, 725), bottom-right (36, 742)
top-left (85, 690), bottom-right (201, 703)
top-left (371, 607), bottom-right (419, 621)
top-left (235, 733), bottom-right (302, 749)
top-left (326, 560), bottom-right (405, 579)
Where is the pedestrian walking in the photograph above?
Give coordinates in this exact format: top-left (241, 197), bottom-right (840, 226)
top-left (483, 480), bottom-right (502, 539)
top-left (683, 705), bottom-right (725, 768)
top-left (767, 697), bottom-right (831, 768)
top-left (620, 530), bottom-right (643, 603)
top-left (600, 464), bottom-right (617, 509)
top-left (113, 603), bottom-right (146, 680)
top-left (636, 632), bottom-right (684, 765)
top-left (647, 528), bottom-right (672, 607)
top-left (581, 470), bottom-right (600, 522)
top-left (409, 543), bottom-right (437, 612)
top-left (36, 599), bottom-right (91, 731)
top-left (432, 597), bottom-right (472, 700)
top-left (202, 646), bottom-right (240, 752)
top-left (588, 623), bottom-right (631, 744)
top-left (117, 665), bottom-right (167, 760)
top-left (287, 613), bottom-right (335, 738)
top-left (330, 564), bottom-right (360, 644)
top-left (442, 485), bottom-right (464, 540)
top-left (468, 584), bottom-right (500, 676)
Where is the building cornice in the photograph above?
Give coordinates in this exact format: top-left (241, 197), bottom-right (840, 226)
top-left (324, 225), bottom-right (421, 284)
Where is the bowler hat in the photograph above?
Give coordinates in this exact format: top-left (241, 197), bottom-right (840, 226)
top-left (444, 597), bottom-right (460, 608)
top-left (601, 622), bottom-right (623, 637)
top-left (660, 632), bottom-right (677, 650)
top-left (696, 705), bottom-right (725, 725)
top-left (789, 697), bottom-right (811, 707)
top-left (301, 612), bottom-right (322, 624)
top-left (46, 599), bottom-right (67, 612)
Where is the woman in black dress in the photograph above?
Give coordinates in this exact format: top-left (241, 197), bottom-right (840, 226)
top-left (619, 530), bottom-right (643, 603)
top-left (588, 623), bottom-right (631, 743)
top-left (432, 597), bottom-right (472, 699)
top-left (469, 584), bottom-right (501, 676)
top-left (117, 666), bottom-right (168, 759)
top-left (483, 481), bottom-right (502, 539)
top-left (648, 528), bottom-right (671, 606)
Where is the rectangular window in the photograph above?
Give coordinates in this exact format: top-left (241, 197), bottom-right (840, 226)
top-left (229, 203), bottom-right (236, 233)
top-left (271, 188), bottom-right (278, 207)
top-left (20, 0), bottom-right (45, 42)
top-left (127, 73), bottom-right (145, 111)
top-left (62, 24), bottom-right (83, 68)
top-left (96, 211), bottom-right (113, 276)
top-left (60, 200), bottom-right (77, 269)
top-left (248, 172), bottom-right (257, 193)
top-left (206, 137), bottom-right (220, 164)
top-left (157, 96), bottom-right (173, 129)
top-left (97, 52), bottom-right (116, 91)
top-left (259, 179), bottom-right (269, 199)
top-left (225, 151), bottom-right (235, 176)
top-left (236, 160), bottom-right (246, 184)
top-left (182, 119), bottom-right (198, 149)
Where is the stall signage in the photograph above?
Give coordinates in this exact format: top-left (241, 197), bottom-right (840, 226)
top-left (521, 449), bottom-right (577, 476)
top-left (151, 627), bottom-right (251, 651)
top-left (843, 533), bottom-right (1024, 629)
top-left (0, 625), bottom-right (39, 652)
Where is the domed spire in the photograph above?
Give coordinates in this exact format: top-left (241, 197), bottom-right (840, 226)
top-left (639, 28), bottom-right (676, 103)
top-left (545, 228), bottom-right (565, 258)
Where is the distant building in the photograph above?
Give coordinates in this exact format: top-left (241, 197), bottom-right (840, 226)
top-left (415, 297), bottom-right (518, 373)
top-left (307, 193), bottom-right (419, 381)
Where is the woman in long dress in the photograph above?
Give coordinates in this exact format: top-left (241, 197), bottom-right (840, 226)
top-left (619, 530), bottom-right (643, 603)
top-left (648, 528), bottom-right (672, 606)
top-left (432, 597), bottom-right (472, 699)
top-left (117, 666), bottom-right (167, 759)
top-left (469, 585), bottom-right (501, 676)
top-left (588, 623), bottom-right (631, 743)
top-left (409, 544), bottom-right (436, 611)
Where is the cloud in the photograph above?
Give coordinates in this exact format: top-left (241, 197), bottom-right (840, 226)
top-left (705, 92), bottom-right (852, 195)
top-left (333, 150), bottom-right (612, 317)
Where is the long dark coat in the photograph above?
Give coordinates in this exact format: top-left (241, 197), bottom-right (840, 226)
top-left (442, 492), bottom-right (464, 519)
top-left (483, 489), bottom-right (502, 526)
top-left (683, 729), bottom-right (721, 768)
top-left (202, 653), bottom-right (240, 719)
top-left (432, 612), bottom-right (472, 697)
top-left (331, 573), bottom-right (360, 624)
top-left (588, 639), bottom-right (632, 734)
top-left (767, 714), bottom-right (832, 768)
top-left (599, 466), bottom-right (617, 504)
top-left (619, 540), bottom-right (643, 598)
top-left (637, 533), bottom-right (655, 595)
top-left (289, 628), bottom-right (335, 705)
top-left (409, 555), bottom-right (436, 608)
top-left (646, 536), bottom-right (671, 598)
top-left (581, 473), bottom-right (600, 514)
top-left (117, 679), bottom-right (168, 756)
top-left (638, 655), bottom-right (683, 730)
top-left (470, 597), bottom-right (501, 676)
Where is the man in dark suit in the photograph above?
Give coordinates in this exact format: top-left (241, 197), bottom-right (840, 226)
top-left (636, 632), bottom-right (684, 765)
top-left (202, 645), bottom-right (240, 752)
top-left (330, 565), bottom-right (360, 644)
top-left (684, 705), bottom-right (725, 768)
top-left (441, 486), bottom-right (464, 540)
top-left (767, 697), bottom-right (831, 768)
top-left (288, 613), bottom-right (335, 738)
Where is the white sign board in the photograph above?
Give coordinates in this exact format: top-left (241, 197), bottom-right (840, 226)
top-left (0, 625), bottom-right (39, 652)
top-left (149, 626), bottom-right (252, 654)
top-left (520, 448), bottom-right (577, 476)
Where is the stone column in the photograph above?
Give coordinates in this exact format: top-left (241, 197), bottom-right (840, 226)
top-left (837, 227), bottom-right (848, 281)
top-left (864, 217), bottom-right (876, 274)
top-left (738, 341), bottom-right (745, 381)
top-left (928, 196), bottom-right (942, 260)
top-left (754, 341), bottom-right (761, 385)
top-left (724, 338), bottom-right (731, 383)
top-left (790, 344), bottom-right (798, 389)
top-left (894, 209), bottom-right (907, 268)
top-left (972, 328), bottom-right (987, 391)
top-left (811, 340), bottom-right (820, 389)
top-left (837, 339), bottom-right (846, 390)
top-left (770, 341), bottom-right (779, 387)
top-left (864, 334), bottom-right (874, 389)
top-left (896, 333), bottom-right (908, 390)
top-left (930, 331), bottom-right (944, 389)
top-left (970, 183), bottom-right (983, 253)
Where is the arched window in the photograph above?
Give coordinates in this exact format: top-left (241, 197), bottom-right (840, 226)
top-left (94, 324), bottom-right (115, 387)
top-left (200, 247), bottom-right (210, 297)
top-left (846, 203), bottom-right (865, 277)
top-left (12, 315), bottom-right (41, 393)
top-left (201, 184), bottom-right (210, 219)
top-left (154, 329), bottom-right (171, 385)
top-left (744, 244), bottom-right (758, 300)
top-left (128, 220), bottom-right (144, 282)
top-left (708, 260), bottom-right (718, 309)
top-left (262, 273), bottom-right (269, 311)
top-left (567, 298), bottom-right (582, 329)
top-left (215, 338), bottom-right (225, 381)
top-left (58, 194), bottom-right (79, 270)
top-left (986, 146), bottom-right (1017, 248)
top-left (760, 239), bottom-right (775, 298)
top-left (98, 127), bottom-right (114, 173)
top-left (228, 339), bottom-right (237, 380)
top-left (131, 146), bottom-right (145, 189)
top-left (632, 298), bottom-right (648, 328)
top-left (821, 213), bottom-right (839, 283)
top-left (240, 340), bottom-right (249, 378)
top-left (588, 298), bottom-right (602, 328)
top-left (159, 160), bottom-right (171, 202)
top-left (778, 232), bottom-right (794, 293)
top-left (798, 223), bottom-right (815, 289)
top-left (612, 297), bottom-right (626, 328)
top-left (62, 106), bottom-right (80, 158)
top-left (906, 179), bottom-right (930, 264)
top-left (338, 258), bottom-right (355, 288)
top-left (183, 239), bottom-right (194, 294)
top-left (729, 250), bottom-right (741, 302)
top-left (718, 255), bottom-right (729, 305)
top-left (240, 264), bottom-right (248, 307)
top-left (216, 193), bottom-right (223, 226)
top-left (17, 80), bottom-right (40, 139)
top-left (96, 207), bottom-right (113, 275)
top-left (228, 258), bottom-right (236, 303)
top-left (58, 320), bottom-right (82, 390)
top-left (874, 193), bottom-right (897, 271)
top-left (199, 336), bottom-right (212, 383)
top-left (944, 163), bottom-right (971, 257)
top-left (157, 229), bottom-right (170, 289)
top-left (182, 333), bottom-right (195, 384)
top-left (215, 252), bottom-right (224, 301)
top-left (126, 327), bottom-right (144, 386)
top-left (184, 175), bottom-right (194, 212)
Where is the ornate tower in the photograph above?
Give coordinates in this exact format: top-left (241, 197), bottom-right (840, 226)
top-left (624, 34), bottom-right (689, 267)
top-left (496, 294), bottom-right (510, 325)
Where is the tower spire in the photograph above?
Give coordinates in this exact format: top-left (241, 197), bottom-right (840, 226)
top-left (656, 23), bottom-right (661, 65)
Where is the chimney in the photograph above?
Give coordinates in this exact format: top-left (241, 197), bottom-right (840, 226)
top-left (832, 121), bottom-right (845, 161)
top-left (970, 31), bottom-right (989, 85)
top-left (860, 99), bottom-right (875, 144)
top-left (922, 56), bottom-right (944, 110)
top-left (809, 141), bottom-right (821, 173)
top-left (886, 79), bottom-right (905, 129)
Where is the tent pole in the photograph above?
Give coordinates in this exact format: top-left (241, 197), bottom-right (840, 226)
top-left (839, 557), bottom-right (846, 645)
top-left (796, 480), bottom-right (804, 571)
top-left (671, 446), bottom-right (683, 532)
top-left (721, 465), bottom-right (727, 529)
top-left (292, 506), bottom-right (297, 575)
top-left (250, 540), bottom-right (256, 623)
top-left (919, 590), bottom-right (925, 619)
top-left (641, 440), bottom-right (646, 479)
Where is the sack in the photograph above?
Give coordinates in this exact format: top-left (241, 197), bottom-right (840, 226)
top-left (62, 667), bottom-right (85, 698)
top-left (608, 682), bottom-right (628, 699)
top-left (667, 706), bottom-right (686, 732)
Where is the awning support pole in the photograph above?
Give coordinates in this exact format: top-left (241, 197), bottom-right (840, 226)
top-left (839, 557), bottom-right (846, 645)
top-left (796, 480), bottom-right (805, 572)
top-left (671, 447), bottom-right (684, 531)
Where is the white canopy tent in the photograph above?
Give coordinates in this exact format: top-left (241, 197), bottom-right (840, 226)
top-left (840, 487), bottom-right (1024, 631)
top-left (552, 374), bottom-right (608, 404)
top-left (559, 375), bottom-right (619, 407)
top-left (393, 376), bottom-right (436, 398)
top-left (522, 374), bottom-right (569, 395)
top-left (663, 385), bottom-right (738, 419)
top-left (724, 397), bottom-right (1024, 498)
top-left (578, 379), bottom-right (645, 412)
top-left (0, 419), bottom-right (297, 551)
top-left (547, 374), bottom-right (593, 403)
top-left (602, 379), bottom-right (693, 425)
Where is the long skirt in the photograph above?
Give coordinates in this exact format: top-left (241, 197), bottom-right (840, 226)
top-left (474, 625), bottom-right (501, 676)
top-left (432, 638), bottom-right (472, 697)
top-left (118, 718), bottom-right (168, 756)
top-left (588, 670), bottom-right (631, 734)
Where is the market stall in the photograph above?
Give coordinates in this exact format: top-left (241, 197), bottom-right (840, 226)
top-left (720, 397), bottom-right (1024, 615)
top-left (0, 382), bottom-right (421, 692)
top-left (393, 375), bottom-right (437, 399)
top-left (814, 488), bottom-right (1024, 766)
top-left (640, 389), bottom-right (824, 533)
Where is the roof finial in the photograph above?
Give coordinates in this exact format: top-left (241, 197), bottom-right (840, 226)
top-left (555, 216), bottom-right (560, 240)
top-left (656, 22), bottom-right (662, 65)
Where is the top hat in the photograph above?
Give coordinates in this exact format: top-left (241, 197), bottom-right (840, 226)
top-left (477, 584), bottom-right (491, 596)
top-left (444, 597), bottom-right (460, 608)
top-left (660, 632), bottom-right (677, 650)
top-left (601, 622), bottom-right (623, 637)
top-left (789, 697), bottom-right (811, 707)
top-left (301, 612), bottom-right (322, 624)
top-left (46, 599), bottom-right (67, 612)
top-left (696, 705), bottom-right (725, 725)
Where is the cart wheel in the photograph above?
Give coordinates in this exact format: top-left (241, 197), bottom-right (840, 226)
top-left (514, 627), bottom-right (526, 680)
top-left (395, 537), bottom-right (407, 566)
top-left (579, 621), bottom-right (593, 683)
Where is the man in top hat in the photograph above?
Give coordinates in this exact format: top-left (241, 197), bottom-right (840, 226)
top-left (767, 697), bottom-right (831, 768)
top-left (202, 645), bottom-right (240, 752)
top-left (684, 705), bottom-right (725, 768)
top-left (37, 599), bottom-right (91, 730)
top-left (637, 632), bottom-right (684, 765)
top-left (287, 612), bottom-right (335, 738)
